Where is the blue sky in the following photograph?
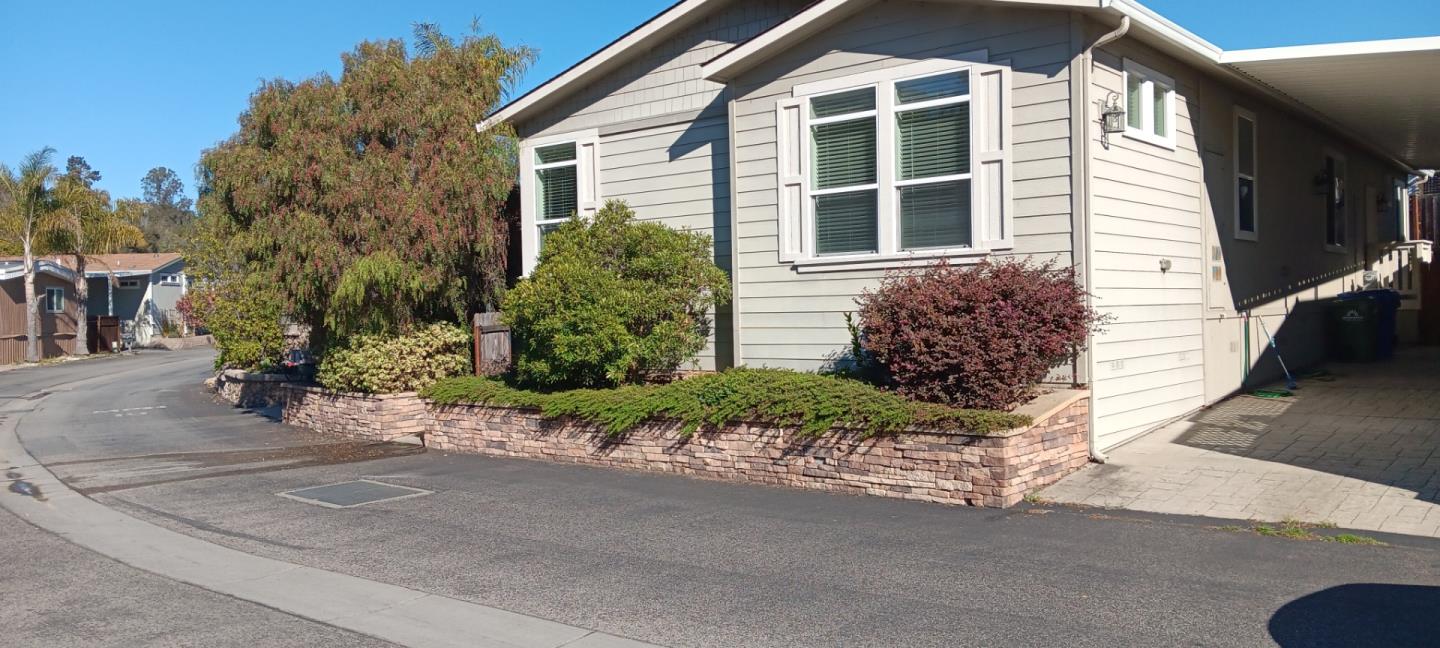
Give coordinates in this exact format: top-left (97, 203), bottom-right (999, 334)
top-left (2, 1), bottom-right (1434, 203)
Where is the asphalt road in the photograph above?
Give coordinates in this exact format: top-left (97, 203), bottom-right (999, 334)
top-left (7, 351), bottom-right (1440, 647)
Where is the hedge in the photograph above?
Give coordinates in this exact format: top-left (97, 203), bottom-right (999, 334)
top-left (422, 368), bottom-right (1030, 439)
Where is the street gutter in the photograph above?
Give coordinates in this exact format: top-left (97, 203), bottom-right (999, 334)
top-left (0, 374), bottom-right (662, 648)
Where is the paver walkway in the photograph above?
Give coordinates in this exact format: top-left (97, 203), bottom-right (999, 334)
top-left (1043, 348), bottom-right (1440, 538)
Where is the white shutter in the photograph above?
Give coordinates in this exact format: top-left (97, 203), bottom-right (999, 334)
top-left (973, 63), bottom-right (1012, 250)
top-left (776, 97), bottom-right (806, 262)
top-left (577, 134), bottom-right (602, 217)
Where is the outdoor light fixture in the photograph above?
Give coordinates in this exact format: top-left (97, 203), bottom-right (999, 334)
top-left (1100, 92), bottom-right (1126, 144)
top-left (1159, 258), bottom-right (1172, 273)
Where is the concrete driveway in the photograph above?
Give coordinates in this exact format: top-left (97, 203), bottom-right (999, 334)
top-left (1043, 348), bottom-right (1440, 537)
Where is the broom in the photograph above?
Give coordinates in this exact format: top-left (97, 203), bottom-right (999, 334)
top-left (1258, 317), bottom-right (1299, 390)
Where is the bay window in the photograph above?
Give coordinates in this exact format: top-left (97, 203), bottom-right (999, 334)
top-left (776, 55), bottom-right (1011, 269)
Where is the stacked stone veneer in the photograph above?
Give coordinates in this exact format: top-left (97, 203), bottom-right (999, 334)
top-left (214, 374), bottom-right (1090, 507)
top-left (281, 385), bottom-right (428, 442)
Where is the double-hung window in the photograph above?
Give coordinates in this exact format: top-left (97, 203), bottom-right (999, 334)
top-left (810, 88), bottom-right (879, 255)
top-left (1123, 59), bottom-right (1176, 149)
top-left (534, 142), bottom-right (579, 246)
top-left (1234, 108), bottom-right (1258, 241)
top-left (895, 72), bottom-right (972, 250)
top-left (45, 287), bottom-right (64, 313)
top-left (776, 55), bottom-right (1011, 269)
top-left (519, 131), bottom-right (599, 274)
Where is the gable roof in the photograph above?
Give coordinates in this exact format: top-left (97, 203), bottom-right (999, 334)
top-left (487, 0), bottom-right (1440, 169)
top-left (0, 253), bottom-right (184, 277)
top-left (478, 0), bottom-right (721, 131)
top-left (702, 0), bottom-right (1438, 169)
top-left (0, 259), bottom-right (76, 283)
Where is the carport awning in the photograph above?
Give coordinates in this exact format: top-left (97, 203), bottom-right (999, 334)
top-left (1222, 38), bottom-right (1440, 170)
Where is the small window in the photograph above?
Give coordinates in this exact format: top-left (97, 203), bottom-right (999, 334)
top-left (1324, 151), bottom-right (1347, 250)
top-left (158, 273), bottom-right (182, 285)
top-left (1234, 108), bottom-right (1258, 240)
top-left (118, 278), bottom-right (141, 289)
top-left (534, 142), bottom-right (578, 251)
top-left (1123, 60), bottom-right (1176, 149)
top-left (45, 287), bottom-right (64, 313)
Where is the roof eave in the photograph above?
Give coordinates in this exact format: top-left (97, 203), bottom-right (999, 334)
top-left (478, 0), bottom-right (717, 131)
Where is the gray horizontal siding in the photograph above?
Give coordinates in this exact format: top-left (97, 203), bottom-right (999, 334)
top-left (1087, 41), bottom-right (1206, 449)
top-left (729, 1), bottom-right (1078, 371)
top-left (522, 0), bottom-right (806, 139)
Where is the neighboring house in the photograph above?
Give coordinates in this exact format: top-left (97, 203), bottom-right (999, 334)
top-left (483, 0), bottom-right (1438, 452)
top-left (0, 260), bottom-right (80, 364)
top-left (0, 253), bottom-right (188, 350)
top-left (83, 253), bottom-right (188, 346)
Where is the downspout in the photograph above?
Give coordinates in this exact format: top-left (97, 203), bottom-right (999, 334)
top-left (1078, 14), bottom-right (1130, 464)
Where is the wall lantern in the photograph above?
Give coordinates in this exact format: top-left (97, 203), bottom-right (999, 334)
top-left (1101, 92), bottom-right (1126, 134)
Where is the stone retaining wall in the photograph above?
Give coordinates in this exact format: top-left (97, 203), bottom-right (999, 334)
top-left (281, 385), bottom-right (428, 443)
top-left (427, 391), bottom-right (1089, 507)
top-left (214, 374), bottom-right (1090, 507)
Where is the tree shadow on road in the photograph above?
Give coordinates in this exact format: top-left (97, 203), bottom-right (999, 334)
top-left (1269, 583), bottom-right (1440, 647)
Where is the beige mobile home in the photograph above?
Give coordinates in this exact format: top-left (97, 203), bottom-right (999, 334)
top-left (481, 0), bottom-right (1438, 453)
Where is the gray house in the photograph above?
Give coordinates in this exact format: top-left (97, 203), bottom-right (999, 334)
top-left (481, 0), bottom-right (1438, 452)
top-left (83, 253), bottom-right (187, 346)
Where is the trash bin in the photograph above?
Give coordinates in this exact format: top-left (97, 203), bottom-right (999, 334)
top-left (1329, 289), bottom-right (1401, 362)
top-left (1328, 293), bottom-right (1378, 362)
top-left (1361, 289), bottom-right (1401, 359)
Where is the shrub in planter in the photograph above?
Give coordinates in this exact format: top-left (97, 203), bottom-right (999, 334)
top-left (317, 322), bottom-right (471, 393)
top-left (189, 280), bottom-right (287, 371)
top-left (503, 200), bottom-right (731, 389)
top-left (855, 259), bottom-right (1099, 410)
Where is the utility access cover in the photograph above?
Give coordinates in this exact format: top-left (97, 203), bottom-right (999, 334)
top-left (279, 479), bottom-right (432, 509)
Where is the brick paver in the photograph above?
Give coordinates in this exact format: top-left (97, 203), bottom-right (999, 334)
top-left (1042, 348), bottom-right (1440, 538)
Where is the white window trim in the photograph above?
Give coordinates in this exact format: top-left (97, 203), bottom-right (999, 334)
top-left (780, 53), bottom-right (1013, 272)
top-left (159, 272), bottom-right (183, 285)
top-left (45, 287), bottom-right (64, 313)
top-left (518, 129), bottom-right (601, 275)
top-left (1233, 107), bottom-right (1258, 242)
top-left (1122, 59), bottom-right (1177, 150)
top-left (1323, 147), bottom-right (1348, 254)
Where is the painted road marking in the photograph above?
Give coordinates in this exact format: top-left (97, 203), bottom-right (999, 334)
top-left (92, 406), bottom-right (167, 414)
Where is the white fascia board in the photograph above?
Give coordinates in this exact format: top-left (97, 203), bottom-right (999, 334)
top-left (702, 0), bottom-right (1101, 82)
top-left (1100, 0), bottom-right (1221, 62)
top-left (477, 0), bottom-right (717, 131)
top-left (701, 0), bottom-right (876, 82)
top-left (1222, 36), bottom-right (1440, 64)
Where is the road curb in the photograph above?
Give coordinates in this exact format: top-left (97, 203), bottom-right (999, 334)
top-left (0, 375), bottom-right (662, 648)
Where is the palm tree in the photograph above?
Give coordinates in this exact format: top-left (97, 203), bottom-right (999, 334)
top-left (49, 178), bottom-right (147, 355)
top-left (0, 147), bottom-right (60, 363)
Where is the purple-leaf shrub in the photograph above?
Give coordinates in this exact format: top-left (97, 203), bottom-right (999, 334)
top-left (855, 259), bottom-right (1099, 410)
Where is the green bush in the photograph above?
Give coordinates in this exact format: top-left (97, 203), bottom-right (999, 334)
top-left (190, 281), bottom-right (286, 371)
top-left (422, 368), bottom-right (1029, 438)
top-left (317, 322), bottom-right (471, 393)
top-left (502, 200), bottom-right (731, 389)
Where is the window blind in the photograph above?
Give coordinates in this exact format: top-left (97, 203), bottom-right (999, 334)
top-left (897, 104), bottom-right (969, 180)
top-left (815, 190), bottom-right (878, 255)
top-left (901, 181), bottom-right (971, 250)
top-left (537, 165), bottom-right (577, 220)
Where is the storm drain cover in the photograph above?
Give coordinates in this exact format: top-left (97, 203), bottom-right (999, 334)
top-left (278, 479), bottom-right (432, 509)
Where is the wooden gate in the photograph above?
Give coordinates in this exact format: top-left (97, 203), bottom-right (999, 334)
top-left (88, 316), bottom-right (120, 353)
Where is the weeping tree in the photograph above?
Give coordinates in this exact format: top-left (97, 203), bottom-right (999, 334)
top-left (48, 176), bottom-right (147, 355)
top-left (197, 23), bottom-right (533, 348)
top-left (0, 148), bottom-right (60, 363)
